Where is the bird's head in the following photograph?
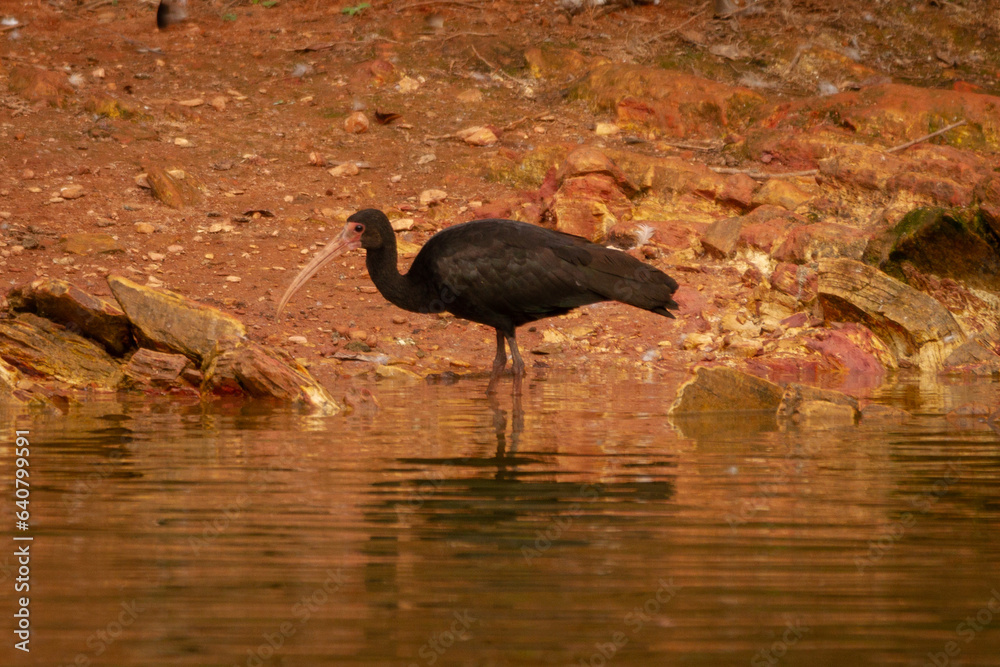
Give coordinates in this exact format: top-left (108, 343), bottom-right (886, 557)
top-left (276, 208), bottom-right (391, 315)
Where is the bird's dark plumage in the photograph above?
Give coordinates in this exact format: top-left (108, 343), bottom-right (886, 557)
top-left (278, 209), bottom-right (679, 393)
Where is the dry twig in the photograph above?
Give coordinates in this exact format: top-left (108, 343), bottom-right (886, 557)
top-left (396, 1), bottom-right (486, 11)
top-left (470, 45), bottom-right (531, 88)
top-left (885, 119), bottom-right (967, 154)
top-left (710, 167), bottom-right (820, 180)
top-left (640, 2), bottom-right (709, 46)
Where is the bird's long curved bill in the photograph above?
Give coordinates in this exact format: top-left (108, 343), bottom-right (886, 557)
top-left (276, 226), bottom-right (360, 315)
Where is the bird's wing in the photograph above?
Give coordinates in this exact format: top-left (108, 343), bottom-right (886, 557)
top-left (418, 219), bottom-right (678, 320)
top-left (420, 223), bottom-right (608, 317)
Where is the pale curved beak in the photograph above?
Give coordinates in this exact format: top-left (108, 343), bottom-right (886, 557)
top-left (276, 223), bottom-right (362, 315)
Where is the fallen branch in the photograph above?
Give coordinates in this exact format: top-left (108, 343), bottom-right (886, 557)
top-left (625, 136), bottom-right (722, 152)
top-left (885, 119), bottom-right (967, 154)
top-left (710, 167), bottom-right (819, 180)
top-left (501, 111), bottom-right (554, 132)
top-left (470, 45), bottom-right (531, 88)
top-left (396, 1), bottom-right (485, 11)
top-left (640, 2), bottom-right (708, 46)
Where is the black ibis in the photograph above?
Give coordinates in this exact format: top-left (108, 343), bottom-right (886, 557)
top-left (277, 209), bottom-right (679, 393)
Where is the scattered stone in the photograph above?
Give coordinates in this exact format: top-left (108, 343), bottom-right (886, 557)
top-left (344, 111), bottom-right (370, 134)
top-left (391, 218), bottom-right (414, 232)
top-left (328, 162), bottom-right (360, 177)
top-left (108, 275), bottom-right (246, 364)
top-left (456, 89), bottom-right (483, 104)
top-left (122, 348), bottom-right (193, 388)
top-left (595, 122), bottom-right (620, 136)
top-left (456, 126), bottom-right (498, 146)
top-left (669, 366), bottom-right (784, 414)
top-left (59, 184), bottom-right (85, 200)
top-left (419, 189), bottom-right (447, 206)
top-left (134, 222), bottom-right (155, 234)
top-left (203, 342), bottom-right (341, 414)
top-left (817, 258), bottom-right (965, 368)
top-left (173, 137), bottom-right (193, 148)
top-left (397, 76), bottom-right (420, 93)
top-left (7, 278), bottom-right (133, 356)
top-left (209, 96), bottom-right (228, 111)
top-left (178, 98), bottom-right (204, 107)
top-left (58, 233), bottom-right (122, 256)
top-left (375, 364), bottom-right (422, 380)
top-left (0, 313), bottom-right (123, 390)
top-left (144, 164), bottom-right (205, 208)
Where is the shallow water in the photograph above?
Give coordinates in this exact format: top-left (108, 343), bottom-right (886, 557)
top-left (3, 372), bottom-right (1000, 667)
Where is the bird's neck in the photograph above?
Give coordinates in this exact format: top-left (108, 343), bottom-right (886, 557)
top-left (365, 241), bottom-right (434, 314)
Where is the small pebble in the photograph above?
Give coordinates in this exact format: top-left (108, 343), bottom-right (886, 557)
top-left (344, 111), bottom-right (370, 134)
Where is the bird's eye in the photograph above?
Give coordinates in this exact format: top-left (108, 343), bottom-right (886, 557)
top-left (354, 224), bottom-right (364, 233)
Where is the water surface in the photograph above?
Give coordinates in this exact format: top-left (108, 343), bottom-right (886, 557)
top-left (3, 372), bottom-right (999, 666)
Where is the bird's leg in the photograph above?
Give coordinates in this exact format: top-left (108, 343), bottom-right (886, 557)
top-left (506, 331), bottom-right (526, 396)
top-left (486, 328), bottom-right (507, 395)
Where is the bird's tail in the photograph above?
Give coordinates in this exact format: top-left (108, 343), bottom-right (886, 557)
top-left (595, 255), bottom-right (680, 318)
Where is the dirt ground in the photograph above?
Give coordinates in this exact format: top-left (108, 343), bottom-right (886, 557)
top-left (2, 0), bottom-right (999, 393)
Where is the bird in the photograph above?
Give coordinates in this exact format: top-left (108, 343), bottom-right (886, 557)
top-left (277, 208), bottom-right (680, 394)
top-left (156, 0), bottom-right (188, 30)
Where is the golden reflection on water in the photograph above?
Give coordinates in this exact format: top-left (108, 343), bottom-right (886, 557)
top-left (1, 372), bottom-right (999, 667)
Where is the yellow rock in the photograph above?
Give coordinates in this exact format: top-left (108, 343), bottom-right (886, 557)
top-left (108, 275), bottom-right (246, 364)
top-left (375, 364), bottom-right (422, 380)
top-left (669, 366), bottom-right (783, 414)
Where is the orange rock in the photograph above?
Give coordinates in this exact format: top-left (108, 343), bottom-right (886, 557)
top-left (8, 65), bottom-right (74, 107)
top-left (575, 65), bottom-right (764, 138)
